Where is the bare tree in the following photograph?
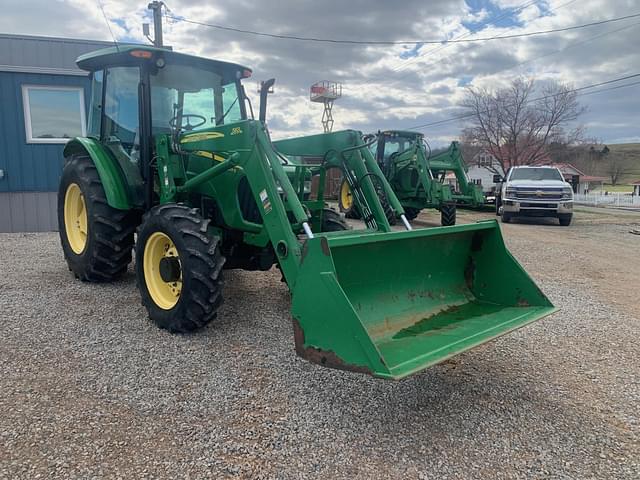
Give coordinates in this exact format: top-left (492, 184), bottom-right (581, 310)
top-left (461, 77), bottom-right (585, 173)
top-left (601, 150), bottom-right (633, 185)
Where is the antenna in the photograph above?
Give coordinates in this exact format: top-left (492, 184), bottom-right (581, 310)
top-left (310, 81), bottom-right (342, 133)
top-left (147, 1), bottom-right (165, 47)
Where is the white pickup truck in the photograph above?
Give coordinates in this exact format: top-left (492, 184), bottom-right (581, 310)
top-left (495, 166), bottom-right (574, 226)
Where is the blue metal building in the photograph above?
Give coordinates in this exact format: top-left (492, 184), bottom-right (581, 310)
top-left (0, 33), bottom-right (112, 232)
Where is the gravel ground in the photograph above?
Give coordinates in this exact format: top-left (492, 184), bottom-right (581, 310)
top-left (1, 208), bottom-right (639, 479)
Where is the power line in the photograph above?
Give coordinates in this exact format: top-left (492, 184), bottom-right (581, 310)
top-left (503, 20), bottom-right (640, 75)
top-left (407, 73), bottom-right (640, 130)
top-left (164, 11), bottom-right (640, 46)
top-left (387, 0), bottom-right (579, 77)
top-left (386, 11), bottom-right (637, 132)
top-left (346, 0), bottom-right (543, 92)
top-left (96, 0), bottom-right (120, 51)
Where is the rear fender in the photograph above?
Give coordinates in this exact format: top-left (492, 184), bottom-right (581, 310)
top-left (63, 137), bottom-right (134, 210)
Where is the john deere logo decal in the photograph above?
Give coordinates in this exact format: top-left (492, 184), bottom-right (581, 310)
top-left (193, 151), bottom-right (226, 162)
top-left (180, 132), bottom-right (225, 143)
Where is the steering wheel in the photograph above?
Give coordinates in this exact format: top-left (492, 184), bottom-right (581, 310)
top-left (169, 114), bottom-right (207, 131)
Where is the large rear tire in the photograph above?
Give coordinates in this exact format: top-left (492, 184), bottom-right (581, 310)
top-left (338, 177), bottom-right (396, 225)
top-left (338, 178), bottom-right (362, 219)
top-left (440, 203), bottom-right (456, 226)
top-left (374, 179), bottom-right (397, 226)
top-left (135, 204), bottom-right (225, 333)
top-left (58, 154), bottom-right (137, 282)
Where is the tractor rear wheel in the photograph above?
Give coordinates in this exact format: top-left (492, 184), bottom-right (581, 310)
top-left (440, 203), bottom-right (457, 226)
top-left (374, 180), bottom-right (397, 226)
top-left (135, 204), bottom-right (225, 333)
top-left (338, 176), bottom-right (396, 225)
top-left (403, 207), bottom-right (421, 221)
top-left (58, 154), bottom-right (136, 282)
top-left (321, 208), bottom-right (350, 232)
top-left (338, 178), bottom-right (360, 219)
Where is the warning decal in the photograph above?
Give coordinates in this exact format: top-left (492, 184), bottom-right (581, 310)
top-left (259, 189), bottom-right (272, 214)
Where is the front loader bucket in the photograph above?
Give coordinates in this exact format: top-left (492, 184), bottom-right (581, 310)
top-left (290, 220), bottom-right (555, 379)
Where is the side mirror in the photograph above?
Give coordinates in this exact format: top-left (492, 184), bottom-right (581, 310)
top-left (493, 174), bottom-right (504, 183)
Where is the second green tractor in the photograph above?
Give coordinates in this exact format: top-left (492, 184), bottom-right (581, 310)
top-left (339, 130), bottom-right (486, 226)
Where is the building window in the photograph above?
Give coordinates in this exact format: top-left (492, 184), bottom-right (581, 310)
top-left (477, 154), bottom-right (493, 167)
top-left (22, 85), bottom-right (86, 143)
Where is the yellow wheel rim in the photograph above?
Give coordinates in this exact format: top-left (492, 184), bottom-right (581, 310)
top-left (64, 183), bottom-right (88, 254)
top-left (143, 232), bottom-right (182, 310)
top-left (340, 180), bottom-right (353, 211)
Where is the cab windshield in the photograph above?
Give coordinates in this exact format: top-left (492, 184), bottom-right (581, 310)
top-left (509, 168), bottom-right (563, 181)
top-left (150, 63), bottom-right (244, 134)
top-left (382, 135), bottom-right (414, 160)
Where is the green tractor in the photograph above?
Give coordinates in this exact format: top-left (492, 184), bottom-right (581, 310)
top-left (58, 45), bottom-right (555, 379)
top-left (339, 130), bottom-right (486, 226)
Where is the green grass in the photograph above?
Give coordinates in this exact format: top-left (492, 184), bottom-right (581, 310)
top-left (592, 184), bottom-right (634, 193)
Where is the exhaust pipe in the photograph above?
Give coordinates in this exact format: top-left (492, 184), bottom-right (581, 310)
top-left (259, 78), bottom-right (276, 123)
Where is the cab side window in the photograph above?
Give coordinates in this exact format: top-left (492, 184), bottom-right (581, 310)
top-left (87, 70), bottom-right (103, 137)
top-left (103, 67), bottom-right (140, 155)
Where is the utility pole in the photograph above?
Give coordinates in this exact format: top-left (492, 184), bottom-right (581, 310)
top-left (148, 1), bottom-right (164, 47)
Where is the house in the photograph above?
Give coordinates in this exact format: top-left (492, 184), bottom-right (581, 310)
top-left (0, 33), bottom-right (113, 232)
top-left (546, 163), bottom-right (606, 194)
top-left (467, 151), bottom-right (502, 194)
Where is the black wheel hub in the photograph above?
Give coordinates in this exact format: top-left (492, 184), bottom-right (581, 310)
top-left (159, 256), bottom-right (181, 282)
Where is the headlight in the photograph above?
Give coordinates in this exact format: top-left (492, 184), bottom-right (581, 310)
top-left (505, 188), bottom-right (516, 198)
top-left (562, 187), bottom-right (573, 199)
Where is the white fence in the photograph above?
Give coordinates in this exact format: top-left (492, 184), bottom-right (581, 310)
top-left (574, 193), bottom-right (640, 207)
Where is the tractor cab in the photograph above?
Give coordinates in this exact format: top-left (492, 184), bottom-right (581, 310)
top-left (77, 45), bottom-right (252, 206)
top-left (370, 130), bottom-right (423, 173)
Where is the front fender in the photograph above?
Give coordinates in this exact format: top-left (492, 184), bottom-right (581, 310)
top-left (63, 137), bottom-right (133, 210)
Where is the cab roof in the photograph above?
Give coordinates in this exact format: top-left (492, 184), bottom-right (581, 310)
top-left (381, 130), bottom-right (424, 139)
top-left (76, 44), bottom-right (252, 76)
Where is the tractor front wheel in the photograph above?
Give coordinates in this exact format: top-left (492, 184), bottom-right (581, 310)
top-left (440, 203), bottom-right (457, 226)
top-left (403, 207), bottom-right (422, 221)
top-left (321, 208), bottom-right (350, 232)
top-left (58, 154), bottom-right (137, 282)
top-left (135, 204), bottom-right (225, 333)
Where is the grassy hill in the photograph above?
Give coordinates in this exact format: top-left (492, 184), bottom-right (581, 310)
top-left (569, 143), bottom-right (640, 190)
top-left (607, 143), bottom-right (640, 184)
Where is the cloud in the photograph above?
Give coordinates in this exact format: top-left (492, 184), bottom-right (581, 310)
top-left (1, 0), bottom-right (638, 146)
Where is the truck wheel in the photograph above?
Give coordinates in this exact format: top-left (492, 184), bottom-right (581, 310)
top-left (440, 203), bottom-right (456, 226)
top-left (558, 214), bottom-right (572, 226)
top-left (495, 195), bottom-right (502, 216)
top-left (136, 204), bottom-right (225, 333)
top-left (501, 212), bottom-right (512, 223)
top-left (404, 207), bottom-right (421, 221)
top-left (321, 208), bottom-right (350, 232)
top-left (58, 154), bottom-right (137, 282)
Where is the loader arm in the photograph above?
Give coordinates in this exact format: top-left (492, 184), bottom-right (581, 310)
top-left (153, 123), bottom-right (555, 380)
top-left (427, 142), bottom-right (485, 207)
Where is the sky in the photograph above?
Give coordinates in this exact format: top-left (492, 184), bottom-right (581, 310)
top-left (2, 0), bottom-right (639, 146)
